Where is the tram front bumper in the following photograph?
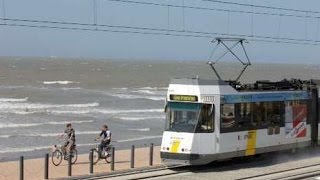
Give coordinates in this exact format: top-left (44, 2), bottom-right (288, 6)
top-left (161, 152), bottom-right (207, 165)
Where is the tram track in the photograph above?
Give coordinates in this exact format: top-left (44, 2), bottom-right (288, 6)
top-left (237, 163), bottom-right (320, 180)
top-left (63, 149), bottom-right (320, 180)
top-left (143, 161), bottom-right (320, 180)
top-left (64, 164), bottom-right (188, 180)
top-left (135, 150), bottom-right (320, 180)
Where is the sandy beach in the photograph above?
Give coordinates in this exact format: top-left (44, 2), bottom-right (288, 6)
top-left (0, 146), bottom-right (161, 180)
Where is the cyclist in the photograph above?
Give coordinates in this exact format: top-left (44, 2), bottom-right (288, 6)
top-left (95, 125), bottom-right (111, 157)
top-left (60, 123), bottom-right (76, 159)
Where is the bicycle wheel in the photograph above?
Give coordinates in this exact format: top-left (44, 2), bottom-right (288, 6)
top-left (105, 147), bottom-right (111, 163)
top-left (105, 154), bottom-right (111, 163)
top-left (70, 149), bottom-right (78, 164)
top-left (89, 149), bottom-right (100, 165)
top-left (52, 150), bottom-right (63, 166)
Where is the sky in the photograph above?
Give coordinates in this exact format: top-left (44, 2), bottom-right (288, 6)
top-left (0, 0), bottom-right (320, 63)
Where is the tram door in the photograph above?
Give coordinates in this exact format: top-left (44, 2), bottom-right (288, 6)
top-left (264, 102), bottom-right (282, 148)
top-left (235, 104), bottom-right (256, 155)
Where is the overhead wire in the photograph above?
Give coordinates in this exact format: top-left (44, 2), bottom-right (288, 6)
top-left (200, 0), bottom-right (320, 14)
top-left (2, 21), bottom-right (320, 46)
top-left (1, 17), bottom-right (320, 45)
top-left (109, 0), bottom-right (320, 19)
top-left (0, 0), bottom-right (320, 46)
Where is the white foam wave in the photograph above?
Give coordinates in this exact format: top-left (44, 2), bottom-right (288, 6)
top-left (61, 87), bottom-right (82, 90)
top-left (118, 116), bottom-right (164, 121)
top-left (116, 135), bottom-right (162, 143)
top-left (0, 123), bottom-right (37, 128)
top-left (47, 120), bottom-right (94, 125)
top-left (0, 102), bottom-right (99, 114)
top-left (108, 93), bottom-right (165, 101)
top-left (112, 87), bottom-right (128, 90)
top-left (49, 110), bottom-right (92, 115)
top-left (128, 128), bottom-right (151, 132)
top-left (50, 108), bottom-right (163, 115)
top-left (138, 87), bottom-right (158, 90)
top-left (0, 97), bottom-right (28, 102)
top-left (133, 90), bottom-right (155, 95)
top-left (137, 87), bottom-right (168, 90)
top-left (0, 130), bottom-right (100, 138)
top-left (0, 120), bottom-right (94, 129)
top-left (43, 81), bottom-right (79, 85)
top-left (0, 85), bottom-right (25, 89)
top-left (0, 146), bottom-right (50, 154)
top-left (0, 136), bottom-right (162, 154)
top-left (0, 135), bottom-right (11, 138)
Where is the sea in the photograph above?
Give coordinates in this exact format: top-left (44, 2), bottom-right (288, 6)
top-left (0, 57), bottom-right (319, 161)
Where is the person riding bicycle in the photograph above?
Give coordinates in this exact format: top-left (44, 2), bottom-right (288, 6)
top-left (95, 125), bottom-right (111, 157)
top-left (60, 123), bottom-right (76, 159)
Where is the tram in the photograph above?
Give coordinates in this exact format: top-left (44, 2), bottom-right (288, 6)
top-left (160, 78), bottom-right (320, 165)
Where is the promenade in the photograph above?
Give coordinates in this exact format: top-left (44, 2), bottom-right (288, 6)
top-left (0, 146), bottom-right (161, 180)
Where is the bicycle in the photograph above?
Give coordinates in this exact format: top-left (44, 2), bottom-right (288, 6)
top-left (89, 141), bottom-right (112, 164)
top-left (51, 144), bottom-right (78, 166)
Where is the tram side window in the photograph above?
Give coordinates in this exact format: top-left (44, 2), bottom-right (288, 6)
top-left (196, 104), bottom-right (214, 133)
top-left (221, 104), bottom-right (236, 129)
top-left (237, 103), bottom-right (254, 129)
top-left (221, 101), bottom-right (284, 133)
top-left (265, 102), bottom-right (283, 134)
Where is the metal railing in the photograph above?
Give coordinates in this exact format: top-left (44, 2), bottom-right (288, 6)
top-left (1, 143), bottom-right (157, 180)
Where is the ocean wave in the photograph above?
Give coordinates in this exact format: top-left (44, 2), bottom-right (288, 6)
top-left (0, 123), bottom-right (38, 128)
top-left (0, 130), bottom-right (100, 138)
top-left (138, 87), bottom-right (159, 90)
top-left (132, 90), bottom-right (155, 95)
top-left (128, 128), bottom-right (151, 132)
top-left (116, 135), bottom-right (162, 143)
top-left (0, 102), bottom-right (99, 112)
top-left (89, 88), bottom-right (165, 101)
top-left (0, 135), bottom-right (163, 154)
top-left (61, 87), bottom-right (82, 90)
top-left (0, 135), bottom-right (11, 138)
top-left (0, 146), bottom-right (50, 154)
top-left (112, 87), bottom-right (128, 90)
top-left (43, 81), bottom-right (79, 85)
top-left (0, 120), bottom-right (94, 129)
top-left (0, 97), bottom-right (28, 102)
top-left (118, 116), bottom-right (164, 121)
top-left (50, 108), bottom-right (163, 115)
top-left (108, 93), bottom-right (165, 101)
top-left (0, 85), bottom-right (26, 89)
top-left (138, 87), bottom-right (168, 90)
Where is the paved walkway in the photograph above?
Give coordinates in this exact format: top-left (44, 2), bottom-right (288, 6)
top-left (0, 146), bottom-right (161, 180)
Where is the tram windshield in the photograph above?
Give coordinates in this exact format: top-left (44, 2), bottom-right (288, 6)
top-left (165, 102), bottom-right (214, 133)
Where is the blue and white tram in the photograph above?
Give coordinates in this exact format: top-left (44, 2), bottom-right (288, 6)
top-left (160, 78), bottom-right (320, 165)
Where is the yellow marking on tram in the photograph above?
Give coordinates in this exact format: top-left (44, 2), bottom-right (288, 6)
top-left (245, 130), bottom-right (257, 156)
top-left (171, 140), bottom-right (181, 153)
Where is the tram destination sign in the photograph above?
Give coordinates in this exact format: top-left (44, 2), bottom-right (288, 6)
top-left (170, 95), bottom-right (198, 102)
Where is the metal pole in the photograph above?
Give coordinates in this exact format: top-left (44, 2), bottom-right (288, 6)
top-left (149, 143), bottom-right (154, 166)
top-left (111, 147), bottom-right (115, 171)
top-left (68, 155), bottom-right (72, 177)
top-left (44, 153), bottom-right (49, 179)
top-left (130, 145), bottom-right (135, 168)
top-left (19, 156), bottom-right (24, 180)
top-left (89, 150), bottom-right (94, 174)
